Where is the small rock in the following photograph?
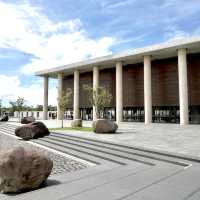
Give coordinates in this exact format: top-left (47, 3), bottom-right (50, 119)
top-left (93, 119), bottom-right (118, 133)
top-left (21, 116), bottom-right (35, 124)
top-left (15, 122), bottom-right (50, 140)
top-left (0, 146), bottom-right (53, 193)
top-left (71, 119), bottom-right (82, 128)
top-left (0, 115), bottom-right (9, 122)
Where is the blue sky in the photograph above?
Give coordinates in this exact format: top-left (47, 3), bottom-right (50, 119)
top-left (0, 0), bottom-right (200, 106)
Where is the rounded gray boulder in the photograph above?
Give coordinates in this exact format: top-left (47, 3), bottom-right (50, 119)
top-left (21, 116), bottom-right (35, 124)
top-left (93, 119), bottom-right (118, 133)
top-left (15, 121), bottom-right (50, 140)
top-left (71, 119), bottom-right (82, 128)
top-left (0, 115), bottom-right (9, 122)
top-left (0, 146), bottom-right (53, 193)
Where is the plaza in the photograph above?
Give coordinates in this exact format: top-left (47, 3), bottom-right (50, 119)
top-left (1, 122), bottom-right (200, 199)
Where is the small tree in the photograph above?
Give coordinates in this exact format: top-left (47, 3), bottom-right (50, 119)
top-left (57, 88), bottom-right (72, 128)
top-left (35, 105), bottom-right (43, 111)
top-left (9, 101), bottom-right (17, 114)
top-left (83, 85), bottom-right (112, 119)
top-left (10, 97), bottom-right (25, 122)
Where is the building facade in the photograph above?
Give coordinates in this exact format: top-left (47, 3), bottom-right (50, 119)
top-left (14, 111), bottom-right (57, 120)
top-left (36, 37), bottom-right (200, 125)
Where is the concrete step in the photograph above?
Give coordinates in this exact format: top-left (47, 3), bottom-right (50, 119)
top-left (0, 126), bottom-right (15, 134)
top-left (0, 124), bottom-right (127, 165)
top-left (0, 129), bottom-right (16, 137)
top-left (0, 124), bottom-right (195, 167)
top-left (37, 137), bottom-right (129, 165)
top-left (43, 136), bottom-right (155, 166)
top-left (34, 139), bottom-right (124, 165)
top-left (50, 133), bottom-right (190, 166)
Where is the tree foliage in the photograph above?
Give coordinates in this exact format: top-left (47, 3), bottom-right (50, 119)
top-left (9, 97), bottom-right (25, 120)
top-left (9, 101), bottom-right (17, 113)
top-left (15, 97), bottom-right (25, 112)
top-left (83, 84), bottom-right (112, 119)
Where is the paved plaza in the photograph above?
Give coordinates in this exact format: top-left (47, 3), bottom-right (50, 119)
top-left (0, 122), bottom-right (200, 199)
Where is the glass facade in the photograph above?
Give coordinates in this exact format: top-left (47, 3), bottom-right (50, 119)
top-left (152, 106), bottom-right (180, 123)
top-left (60, 106), bottom-right (200, 124)
top-left (80, 108), bottom-right (93, 121)
top-left (123, 107), bottom-right (144, 122)
top-left (189, 106), bottom-right (200, 124)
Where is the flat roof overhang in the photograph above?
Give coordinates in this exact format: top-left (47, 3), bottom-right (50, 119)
top-left (35, 37), bottom-right (200, 78)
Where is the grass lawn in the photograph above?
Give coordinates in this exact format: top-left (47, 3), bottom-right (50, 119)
top-left (50, 127), bottom-right (94, 132)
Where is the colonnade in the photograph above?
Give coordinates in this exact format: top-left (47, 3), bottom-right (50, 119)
top-left (43, 48), bottom-right (189, 125)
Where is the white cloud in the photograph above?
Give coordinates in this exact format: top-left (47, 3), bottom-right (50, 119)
top-left (0, 1), bottom-right (115, 106)
top-left (163, 24), bottom-right (200, 42)
top-left (0, 1), bottom-right (115, 74)
top-left (101, 0), bottom-right (135, 9)
top-left (0, 75), bottom-right (57, 106)
top-left (164, 26), bottom-right (190, 41)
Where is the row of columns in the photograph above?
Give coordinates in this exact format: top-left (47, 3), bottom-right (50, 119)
top-left (43, 48), bottom-right (189, 125)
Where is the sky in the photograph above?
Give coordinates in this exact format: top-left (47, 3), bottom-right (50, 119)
top-left (0, 0), bottom-right (200, 106)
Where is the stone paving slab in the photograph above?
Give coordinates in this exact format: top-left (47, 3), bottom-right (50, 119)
top-left (13, 164), bottom-right (149, 200)
top-left (186, 190), bottom-right (200, 200)
top-left (124, 165), bottom-right (200, 200)
top-left (63, 164), bottom-right (183, 200)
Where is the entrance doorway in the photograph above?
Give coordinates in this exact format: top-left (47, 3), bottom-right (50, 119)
top-left (80, 108), bottom-right (92, 121)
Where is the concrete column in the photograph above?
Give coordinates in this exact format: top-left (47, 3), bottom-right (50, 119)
top-left (57, 73), bottom-right (64, 120)
top-left (178, 48), bottom-right (189, 125)
top-left (144, 55), bottom-right (152, 124)
top-left (93, 66), bottom-right (99, 121)
top-left (116, 61), bottom-right (123, 124)
top-left (74, 70), bottom-right (80, 120)
top-left (43, 76), bottom-right (48, 120)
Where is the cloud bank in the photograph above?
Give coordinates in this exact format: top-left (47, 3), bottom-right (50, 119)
top-left (0, 1), bottom-right (115, 106)
top-left (0, 1), bottom-right (115, 74)
top-left (0, 75), bottom-right (57, 106)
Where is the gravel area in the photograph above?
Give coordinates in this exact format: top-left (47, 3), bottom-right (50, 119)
top-left (0, 133), bottom-right (88, 176)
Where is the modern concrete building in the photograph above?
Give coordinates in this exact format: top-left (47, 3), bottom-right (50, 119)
top-left (36, 37), bottom-right (200, 125)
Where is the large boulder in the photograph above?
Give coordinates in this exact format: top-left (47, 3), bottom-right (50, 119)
top-left (0, 115), bottom-right (9, 122)
top-left (0, 146), bottom-right (53, 193)
top-left (93, 119), bottom-right (118, 133)
top-left (71, 119), bottom-right (82, 128)
top-left (15, 122), bottom-right (50, 140)
top-left (21, 116), bottom-right (35, 124)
